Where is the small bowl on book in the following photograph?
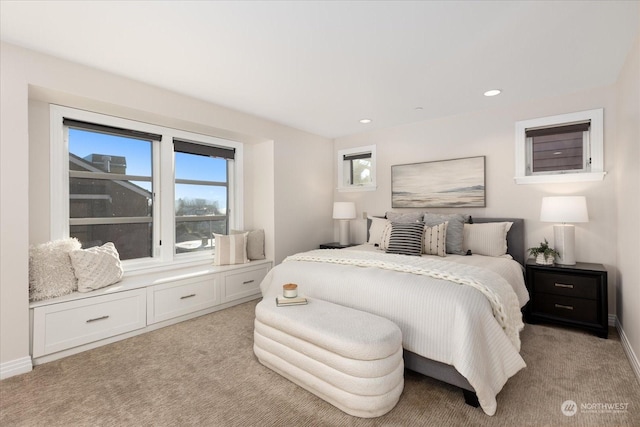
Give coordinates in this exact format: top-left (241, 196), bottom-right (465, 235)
top-left (283, 283), bottom-right (298, 298)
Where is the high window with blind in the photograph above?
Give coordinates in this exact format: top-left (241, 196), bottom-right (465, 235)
top-left (50, 105), bottom-right (243, 269)
top-left (526, 122), bottom-right (590, 175)
top-left (514, 109), bottom-right (605, 184)
top-left (337, 145), bottom-right (377, 192)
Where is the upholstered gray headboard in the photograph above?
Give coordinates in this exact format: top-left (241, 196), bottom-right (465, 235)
top-left (366, 216), bottom-right (526, 266)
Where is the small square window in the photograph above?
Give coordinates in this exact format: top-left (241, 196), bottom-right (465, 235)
top-left (515, 109), bottom-right (605, 184)
top-left (337, 145), bottom-right (376, 192)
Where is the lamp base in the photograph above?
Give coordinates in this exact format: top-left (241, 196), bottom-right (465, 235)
top-left (338, 220), bottom-right (350, 246)
top-left (553, 224), bottom-right (576, 265)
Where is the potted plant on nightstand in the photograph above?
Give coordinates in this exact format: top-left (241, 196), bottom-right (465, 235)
top-left (528, 238), bottom-right (559, 265)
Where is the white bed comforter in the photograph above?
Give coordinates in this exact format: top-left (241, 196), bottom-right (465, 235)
top-left (259, 246), bottom-right (529, 416)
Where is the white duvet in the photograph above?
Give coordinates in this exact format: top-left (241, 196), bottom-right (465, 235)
top-left (259, 245), bottom-right (529, 416)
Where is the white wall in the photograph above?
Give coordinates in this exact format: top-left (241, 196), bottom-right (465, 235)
top-left (334, 86), bottom-right (620, 315)
top-left (615, 33), bottom-right (640, 374)
top-left (0, 42), bottom-right (334, 373)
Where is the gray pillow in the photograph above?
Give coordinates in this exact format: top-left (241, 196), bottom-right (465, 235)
top-left (423, 213), bottom-right (470, 255)
top-left (385, 211), bottom-right (424, 223)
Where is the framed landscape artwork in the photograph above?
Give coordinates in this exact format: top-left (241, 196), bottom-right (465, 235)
top-left (391, 156), bottom-right (486, 208)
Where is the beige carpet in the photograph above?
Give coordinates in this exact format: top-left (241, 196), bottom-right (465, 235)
top-left (1, 299), bottom-right (639, 427)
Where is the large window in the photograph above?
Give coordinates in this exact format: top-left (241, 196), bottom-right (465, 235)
top-left (514, 109), bottom-right (605, 184)
top-left (174, 140), bottom-right (234, 254)
top-left (51, 106), bottom-right (242, 270)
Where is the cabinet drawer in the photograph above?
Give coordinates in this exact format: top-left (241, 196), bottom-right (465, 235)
top-left (532, 294), bottom-right (598, 323)
top-left (32, 289), bottom-right (146, 358)
top-left (222, 266), bottom-right (268, 303)
top-left (532, 271), bottom-right (598, 300)
top-left (148, 275), bottom-right (219, 324)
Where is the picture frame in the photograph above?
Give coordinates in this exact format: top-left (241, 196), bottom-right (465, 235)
top-left (391, 156), bottom-right (486, 208)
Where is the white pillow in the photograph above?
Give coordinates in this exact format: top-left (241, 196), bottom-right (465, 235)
top-left (423, 222), bottom-right (447, 257)
top-left (70, 242), bottom-right (124, 292)
top-left (29, 238), bottom-right (81, 301)
top-left (379, 222), bottom-right (393, 250)
top-left (231, 229), bottom-right (265, 260)
top-left (463, 222), bottom-right (513, 257)
top-left (367, 217), bottom-right (390, 246)
top-left (214, 233), bottom-right (249, 266)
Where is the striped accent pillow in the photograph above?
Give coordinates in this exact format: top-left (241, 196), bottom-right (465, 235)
top-left (213, 233), bottom-right (249, 266)
top-left (423, 221), bottom-right (447, 257)
top-left (385, 222), bottom-right (424, 256)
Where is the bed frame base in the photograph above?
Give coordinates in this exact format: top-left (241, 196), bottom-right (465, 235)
top-left (403, 349), bottom-right (479, 408)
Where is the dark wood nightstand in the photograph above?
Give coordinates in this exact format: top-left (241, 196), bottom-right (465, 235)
top-left (525, 259), bottom-right (608, 338)
top-left (319, 242), bottom-right (358, 249)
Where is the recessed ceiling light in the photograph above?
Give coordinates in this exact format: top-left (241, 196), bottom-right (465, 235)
top-left (415, 107), bottom-right (424, 111)
top-left (359, 118), bottom-right (372, 124)
top-left (484, 89), bottom-right (501, 97)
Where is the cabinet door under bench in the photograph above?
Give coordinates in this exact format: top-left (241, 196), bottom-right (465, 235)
top-left (147, 274), bottom-right (220, 324)
top-left (222, 265), bottom-right (269, 303)
top-left (525, 259), bottom-right (608, 338)
top-left (31, 288), bottom-right (146, 358)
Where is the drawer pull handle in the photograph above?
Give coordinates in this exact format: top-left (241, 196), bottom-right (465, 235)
top-left (86, 315), bottom-right (109, 323)
top-left (180, 294), bottom-right (196, 300)
top-left (243, 280), bottom-right (255, 285)
top-left (555, 283), bottom-right (574, 289)
top-left (555, 304), bottom-right (574, 310)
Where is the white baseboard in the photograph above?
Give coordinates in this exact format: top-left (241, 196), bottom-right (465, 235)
top-left (0, 356), bottom-right (33, 380)
top-left (615, 317), bottom-right (640, 385)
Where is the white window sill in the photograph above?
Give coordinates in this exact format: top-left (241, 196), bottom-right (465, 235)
top-left (514, 172), bottom-right (606, 185)
top-left (337, 185), bottom-right (377, 193)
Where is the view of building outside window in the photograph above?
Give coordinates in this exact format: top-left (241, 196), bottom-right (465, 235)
top-left (68, 128), bottom-right (153, 260)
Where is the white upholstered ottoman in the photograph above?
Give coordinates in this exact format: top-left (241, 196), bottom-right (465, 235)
top-left (253, 298), bottom-right (404, 418)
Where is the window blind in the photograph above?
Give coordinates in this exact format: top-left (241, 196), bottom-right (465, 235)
top-left (526, 122), bottom-right (590, 138)
top-left (63, 118), bottom-right (162, 142)
top-left (173, 139), bottom-right (235, 160)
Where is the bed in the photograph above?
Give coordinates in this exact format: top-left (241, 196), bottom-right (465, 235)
top-left (259, 216), bottom-right (528, 416)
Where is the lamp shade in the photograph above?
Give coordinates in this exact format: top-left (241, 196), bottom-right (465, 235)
top-left (333, 202), bottom-right (356, 220)
top-left (540, 196), bottom-right (589, 223)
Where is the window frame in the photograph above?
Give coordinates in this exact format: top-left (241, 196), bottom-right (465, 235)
top-left (50, 105), bottom-right (243, 272)
top-left (514, 108), bottom-right (605, 184)
top-left (337, 145), bottom-right (377, 192)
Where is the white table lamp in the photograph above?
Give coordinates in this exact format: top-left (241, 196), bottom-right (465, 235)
top-left (333, 202), bottom-right (356, 245)
top-left (540, 196), bottom-right (589, 265)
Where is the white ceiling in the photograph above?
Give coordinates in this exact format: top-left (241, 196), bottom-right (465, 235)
top-left (1, 1), bottom-right (638, 138)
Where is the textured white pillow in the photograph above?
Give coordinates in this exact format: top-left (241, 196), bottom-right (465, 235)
top-left (379, 222), bottom-right (393, 250)
top-left (423, 222), bottom-right (448, 257)
top-left (231, 229), bottom-right (265, 260)
top-left (463, 222), bottom-right (513, 257)
top-left (70, 242), bottom-right (124, 293)
top-left (214, 233), bottom-right (249, 266)
top-left (367, 217), bottom-right (390, 246)
top-left (29, 238), bottom-right (82, 301)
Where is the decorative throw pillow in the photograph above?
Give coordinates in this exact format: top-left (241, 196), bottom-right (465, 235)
top-left (379, 222), bottom-right (392, 250)
top-left (385, 222), bottom-right (425, 256)
top-left (29, 238), bottom-right (82, 301)
top-left (385, 211), bottom-right (424, 223)
top-left (423, 221), bottom-right (448, 257)
top-left (214, 233), bottom-right (249, 266)
top-left (231, 229), bottom-right (265, 260)
top-left (463, 222), bottom-right (513, 257)
top-left (423, 213), bottom-right (470, 255)
top-left (70, 242), bottom-right (124, 293)
top-left (367, 217), bottom-right (390, 246)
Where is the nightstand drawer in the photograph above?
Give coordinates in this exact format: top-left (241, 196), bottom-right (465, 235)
top-left (532, 294), bottom-right (598, 323)
top-left (532, 271), bottom-right (598, 300)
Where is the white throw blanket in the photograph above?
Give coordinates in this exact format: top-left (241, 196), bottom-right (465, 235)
top-left (263, 248), bottom-right (528, 415)
top-left (285, 249), bottom-right (524, 351)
